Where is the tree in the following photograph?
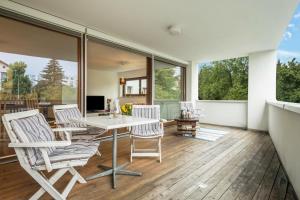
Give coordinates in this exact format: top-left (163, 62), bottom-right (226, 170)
top-left (155, 67), bottom-right (181, 99)
top-left (198, 57), bottom-right (248, 100)
top-left (35, 59), bottom-right (65, 102)
top-left (2, 61), bottom-right (32, 96)
top-left (277, 59), bottom-right (300, 103)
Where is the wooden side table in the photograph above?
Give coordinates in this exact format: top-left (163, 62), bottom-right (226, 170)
top-left (175, 118), bottom-right (198, 136)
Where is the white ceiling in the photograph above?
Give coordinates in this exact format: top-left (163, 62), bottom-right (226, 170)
top-left (11, 0), bottom-right (299, 62)
top-left (87, 40), bottom-right (146, 72)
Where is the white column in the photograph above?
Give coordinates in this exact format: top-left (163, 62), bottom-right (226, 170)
top-left (248, 50), bottom-right (277, 131)
top-left (186, 61), bottom-right (198, 102)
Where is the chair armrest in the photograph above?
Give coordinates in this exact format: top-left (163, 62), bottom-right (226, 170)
top-left (9, 141), bottom-right (71, 148)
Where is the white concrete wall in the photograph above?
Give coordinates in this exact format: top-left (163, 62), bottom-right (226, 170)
top-left (268, 102), bottom-right (300, 197)
top-left (196, 100), bottom-right (248, 128)
top-left (87, 69), bottom-right (118, 107)
top-left (248, 50), bottom-right (277, 131)
top-left (186, 61), bottom-right (198, 102)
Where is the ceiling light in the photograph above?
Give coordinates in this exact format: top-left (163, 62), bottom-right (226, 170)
top-left (167, 25), bottom-right (182, 36)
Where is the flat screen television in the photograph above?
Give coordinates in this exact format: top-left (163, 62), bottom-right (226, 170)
top-left (86, 96), bottom-right (105, 112)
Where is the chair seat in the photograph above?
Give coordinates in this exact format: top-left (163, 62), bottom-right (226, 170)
top-left (35, 141), bottom-right (100, 165)
top-left (131, 128), bottom-right (163, 138)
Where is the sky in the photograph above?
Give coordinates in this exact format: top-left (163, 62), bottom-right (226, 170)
top-left (277, 3), bottom-right (300, 63)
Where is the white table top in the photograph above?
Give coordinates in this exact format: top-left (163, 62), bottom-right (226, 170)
top-left (83, 115), bottom-right (159, 130)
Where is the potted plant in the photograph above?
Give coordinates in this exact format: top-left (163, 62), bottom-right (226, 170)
top-left (121, 103), bottom-right (132, 115)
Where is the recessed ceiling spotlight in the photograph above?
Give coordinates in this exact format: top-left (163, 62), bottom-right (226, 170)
top-left (167, 25), bottom-right (182, 36)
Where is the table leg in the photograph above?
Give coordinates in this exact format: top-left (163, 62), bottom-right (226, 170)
top-left (86, 128), bottom-right (142, 189)
top-left (112, 129), bottom-right (117, 188)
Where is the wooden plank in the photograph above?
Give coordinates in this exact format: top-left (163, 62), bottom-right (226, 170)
top-left (252, 153), bottom-right (280, 200)
top-left (70, 125), bottom-right (241, 199)
top-left (0, 125), bottom-right (297, 200)
top-left (215, 137), bottom-right (274, 200)
top-left (269, 166), bottom-right (288, 200)
top-left (186, 132), bottom-right (269, 200)
top-left (161, 132), bottom-right (263, 200)
top-left (135, 132), bottom-right (248, 200)
top-left (285, 183), bottom-right (297, 200)
top-left (235, 145), bottom-right (276, 200)
top-left (198, 134), bottom-right (272, 200)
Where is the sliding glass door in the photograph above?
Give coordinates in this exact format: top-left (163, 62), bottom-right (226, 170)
top-left (154, 60), bottom-right (185, 120)
top-left (0, 16), bottom-right (80, 160)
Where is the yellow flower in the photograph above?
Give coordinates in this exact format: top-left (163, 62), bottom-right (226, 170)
top-left (121, 105), bottom-right (128, 113)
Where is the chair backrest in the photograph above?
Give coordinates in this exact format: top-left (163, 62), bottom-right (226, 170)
top-left (53, 104), bottom-right (84, 128)
top-left (131, 105), bottom-right (162, 136)
top-left (180, 101), bottom-right (195, 112)
top-left (2, 109), bottom-right (56, 167)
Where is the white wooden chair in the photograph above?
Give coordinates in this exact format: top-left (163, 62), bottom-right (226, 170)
top-left (53, 104), bottom-right (106, 141)
top-left (180, 101), bottom-right (204, 119)
top-left (130, 105), bottom-right (164, 163)
top-left (2, 109), bottom-right (100, 200)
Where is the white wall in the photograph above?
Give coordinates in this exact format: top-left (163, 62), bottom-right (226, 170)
top-left (186, 61), bottom-right (198, 102)
top-left (87, 69), bottom-right (118, 107)
top-left (196, 100), bottom-right (248, 128)
top-left (268, 102), bottom-right (300, 197)
top-left (248, 50), bottom-right (277, 131)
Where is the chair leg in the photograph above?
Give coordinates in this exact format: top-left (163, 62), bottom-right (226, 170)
top-left (96, 150), bottom-right (102, 157)
top-left (68, 167), bottom-right (87, 184)
top-left (28, 169), bottom-right (66, 200)
top-left (130, 136), bottom-right (133, 163)
top-left (158, 137), bottom-right (162, 163)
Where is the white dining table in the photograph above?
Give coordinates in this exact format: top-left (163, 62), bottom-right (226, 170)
top-left (81, 115), bottom-right (159, 189)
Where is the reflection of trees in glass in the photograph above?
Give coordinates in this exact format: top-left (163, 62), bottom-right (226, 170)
top-left (198, 57), bottom-right (248, 100)
top-left (35, 58), bottom-right (65, 102)
top-left (277, 59), bottom-right (300, 103)
top-left (155, 67), bottom-right (181, 100)
top-left (2, 61), bottom-right (32, 96)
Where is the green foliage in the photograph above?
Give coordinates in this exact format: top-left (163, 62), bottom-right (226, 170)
top-left (2, 61), bottom-right (32, 95)
top-left (276, 59), bottom-right (300, 103)
top-left (155, 67), bottom-right (181, 100)
top-left (198, 57), bottom-right (248, 100)
top-left (35, 59), bottom-right (65, 102)
top-left (62, 85), bottom-right (77, 103)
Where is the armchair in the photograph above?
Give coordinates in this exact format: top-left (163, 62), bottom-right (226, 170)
top-left (2, 109), bottom-right (99, 200)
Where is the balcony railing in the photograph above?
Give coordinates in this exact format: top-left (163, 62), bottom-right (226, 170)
top-left (154, 99), bottom-right (180, 120)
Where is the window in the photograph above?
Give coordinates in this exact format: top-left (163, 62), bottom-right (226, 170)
top-left (198, 57), bottom-right (248, 100)
top-left (122, 77), bottom-right (147, 96)
top-left (0, 16), bottom-right (80, 118)
top-left (276, 4), bottom-right (300, 103)
top-left (154, 60), bottom-right (185, 120)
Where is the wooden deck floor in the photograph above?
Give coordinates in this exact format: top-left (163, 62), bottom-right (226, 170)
top-left (0, 125), bottom-right (298, 200)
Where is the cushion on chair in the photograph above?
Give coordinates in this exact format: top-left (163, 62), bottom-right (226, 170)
top-left (55, 107), bottom-right (106, 140)
top-left (11, 113), bottom-right (56, 166)
top-left (131, 123), bottom-right (163, 137)
top-left (55, 107), bottom-right (85, 128)
top-left (35, 140), bottom-right (99, 165)
top-left (131, 105), bottom-right (163, 137)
